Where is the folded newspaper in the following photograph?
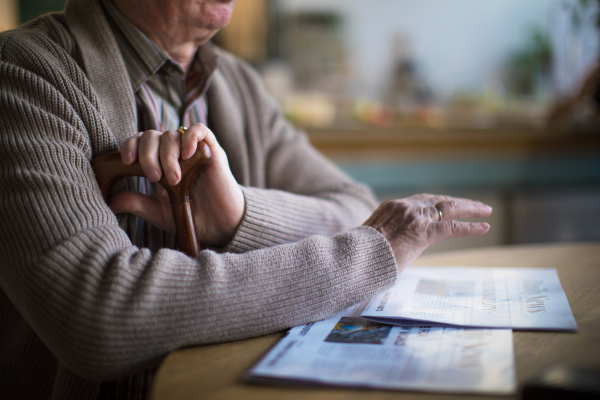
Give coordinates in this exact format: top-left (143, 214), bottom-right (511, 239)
top-left (248, 302), bottom-right (516, 394)
top-left (361, 267), bottom-right (577, 331)
top-left (248, 266), bottom-right (576, 394)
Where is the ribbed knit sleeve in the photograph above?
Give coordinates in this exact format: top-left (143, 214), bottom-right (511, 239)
top-left (225, 187), bottom-right (373, 252)
top-left (0, 23), bottom-right (398, 388)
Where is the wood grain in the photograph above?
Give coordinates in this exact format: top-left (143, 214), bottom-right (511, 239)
top-left (91, 142), bottom-right (212, 257)
top-left (151, 242), bottom-right (600, 400)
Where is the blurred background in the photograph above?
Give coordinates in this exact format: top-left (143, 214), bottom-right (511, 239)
top-left (3, 0), bottom-right (600, 253)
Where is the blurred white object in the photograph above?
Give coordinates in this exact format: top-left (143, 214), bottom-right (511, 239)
top-left (550, 0), bottom-right (600, 98)
top-left (283, 93), bottom-right (337, 127)
top-left (261, 61), bottom-right (294, 102)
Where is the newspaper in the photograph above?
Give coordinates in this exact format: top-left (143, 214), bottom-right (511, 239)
top-left (362, 267), bottom-right (577, 331)
top-left (248, 303), bottom-right (515, 394)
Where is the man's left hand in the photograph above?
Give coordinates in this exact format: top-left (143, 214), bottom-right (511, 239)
top-left (108, 123), bottom-right (245, 248)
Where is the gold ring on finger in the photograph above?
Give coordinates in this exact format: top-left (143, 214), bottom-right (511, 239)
top-left (434, 205), bottom-right (443, 221)
top-left (177, 126), bottom-right (188, 134)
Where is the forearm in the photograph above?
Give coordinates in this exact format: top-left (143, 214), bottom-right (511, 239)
top-left (225, 186), bottom-right (376, 253)
top-left (2, 219), bottom-right (396, 381)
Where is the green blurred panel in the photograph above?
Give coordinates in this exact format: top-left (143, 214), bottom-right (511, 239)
top-left (338, 155), bottom-right (600, 196)
top-left (20, 0), bottom-right (67, 24)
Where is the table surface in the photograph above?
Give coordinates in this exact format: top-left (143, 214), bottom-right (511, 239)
top-left (151, 242), bottom-right (600, 400)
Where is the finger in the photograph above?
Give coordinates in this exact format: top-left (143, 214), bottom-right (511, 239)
top-left (426, 204), bottom-right (443, 222)
top-left (138, 130), bottom-right (162, 182)
top-left (431, 199), bottom-right (492, 221)
top-left (121, 132), bottom-right (143, 165)
top-left (427, 220), bottom-right (490, 243)
top-left (180, 124), bottom-right (204, 160)
top-left (160, 130), bottom-right (182, 186)
top-left (108, 191), bottom-right (174, 233)
top-left (412, 193), bottom-right (484, 209)
top-left (186, 123), bottom-right (221, 155)
top-left (408, 193), bottom-right (447, 207)
top-left (156, 184), bottom-right (176, 233)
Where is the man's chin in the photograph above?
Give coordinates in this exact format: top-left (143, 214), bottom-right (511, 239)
top-left (198, 1), bottom-right (236, 30)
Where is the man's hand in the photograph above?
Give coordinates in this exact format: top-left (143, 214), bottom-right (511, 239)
top-left (108, 123), bottom-right (245, 248)
top-left (364, 194), bottom-right (492, 272)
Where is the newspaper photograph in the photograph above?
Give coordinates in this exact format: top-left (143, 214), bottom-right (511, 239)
top-left (361, 267), bottom-right (577, 331)
top-left (248, 304), bottom-right (515, 395)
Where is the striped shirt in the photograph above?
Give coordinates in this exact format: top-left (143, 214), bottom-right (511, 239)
top-left (101, 0), bottom-right (218, 253)
top-left (98, 1), bottom-right (218, 398)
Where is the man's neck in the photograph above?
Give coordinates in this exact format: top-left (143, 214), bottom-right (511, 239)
top-left (109, 0), bottom-right (214, 73)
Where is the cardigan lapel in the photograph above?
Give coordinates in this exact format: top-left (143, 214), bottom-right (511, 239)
top-left (64, 0), bottom-right (137, 149)
top-left (206, 70), bottom-right (250, 186)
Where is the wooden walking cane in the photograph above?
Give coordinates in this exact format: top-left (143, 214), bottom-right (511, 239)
top-left (91, 141), bottom-right (212, 257)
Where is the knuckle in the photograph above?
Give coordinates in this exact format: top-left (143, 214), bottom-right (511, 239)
top-left (410, 219), bottom-right (428, 235)
top-left (190, 122), bottom-right (205, 130)
top-left (409, 193), bottom-right (427, 202)
top-left (380, 199), bottom-right (398, 212)
top-left (438, 221), bottom-right (456, 236)
top-left (192, 129), bottom-right (205, 141)
top-left (449, 220), bottom-right (460, 234)
top-left (124, 134), bottom-right (140, 144)
top-left (199, 125), bottom-right (212, 139)
top-left (189, 123), bottom-right (206, 135)
top-left (138, 153), bottom-right (156, 167)
top-left (405, 208), bottom-right (421, 221)
top-left (446, 200), bottom-right (459, 212)
top-left (394, 199), bottom-right (410, 211)
top-left (385, 199), bottom-right (399, 207)
top-left (163, 130), bottom-right (180, 141)
top-left (141, 130), bottom-right (159, 139)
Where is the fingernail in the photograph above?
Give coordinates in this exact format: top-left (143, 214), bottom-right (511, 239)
top-left (123, 152), bottom-right (134, 164)
top-left (168, 171), bottom-right (179, 185)
top-left (183, 147), bottom-right (191, 159)
top-left (146, 169), bottom-right (160, 182)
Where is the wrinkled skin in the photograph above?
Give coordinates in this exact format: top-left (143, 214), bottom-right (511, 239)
top-left (363, 194), bottom-right (491, 272)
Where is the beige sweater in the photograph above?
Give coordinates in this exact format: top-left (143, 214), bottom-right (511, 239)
top-left (0, 0), bottom-right (397, 398)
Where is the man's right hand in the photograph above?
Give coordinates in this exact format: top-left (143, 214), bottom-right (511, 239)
top-left (364, 194), bottom-right (492, 272)
top-left (108, 123), bottom-right (245, 248)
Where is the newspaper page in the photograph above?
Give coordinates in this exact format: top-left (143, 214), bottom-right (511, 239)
top-left (248, 303), bottom-right (515, 395)
top-left (361, 267), bottom-right (577, 331)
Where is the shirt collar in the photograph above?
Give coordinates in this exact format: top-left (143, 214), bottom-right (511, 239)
top-left (100, 0), bottom-right (219, 92)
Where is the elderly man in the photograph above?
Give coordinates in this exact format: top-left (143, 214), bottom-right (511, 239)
top-left (0, 0), bottom-right (492, 398)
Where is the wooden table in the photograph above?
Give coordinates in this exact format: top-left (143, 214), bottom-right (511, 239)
top-left (151, 242), bottom-right (600, 400)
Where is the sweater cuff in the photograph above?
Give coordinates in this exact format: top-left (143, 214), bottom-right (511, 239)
top-left (322, 224), bottom-right (399, 308)
top-left (221, 186), bottom-right (326, 253)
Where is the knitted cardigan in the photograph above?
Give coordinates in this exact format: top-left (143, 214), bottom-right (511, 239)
top-left (0, 0), bottom-right (397, 398)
